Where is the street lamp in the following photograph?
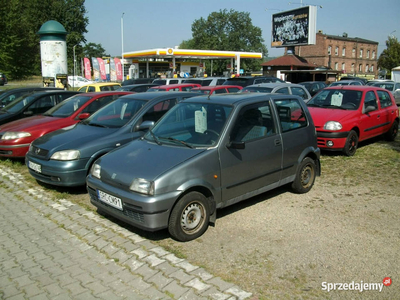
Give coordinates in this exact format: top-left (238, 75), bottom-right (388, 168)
top-left (73, 44), bottom-right (78, 89)
top-left (121, 13), bottom-right (125, 82)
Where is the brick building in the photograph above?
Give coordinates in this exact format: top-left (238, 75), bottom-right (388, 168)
top-left (292, 31), bottom-right (379, 79)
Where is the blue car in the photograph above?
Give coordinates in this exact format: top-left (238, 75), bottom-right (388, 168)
top-left (26, 92), bottom-right (199, 187)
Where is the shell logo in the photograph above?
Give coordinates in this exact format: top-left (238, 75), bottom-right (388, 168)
top-left (167, 48), bottom-right (174, 55)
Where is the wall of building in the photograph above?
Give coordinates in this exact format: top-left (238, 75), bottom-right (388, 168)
top-left (293, 32), bottom-right (378, 79)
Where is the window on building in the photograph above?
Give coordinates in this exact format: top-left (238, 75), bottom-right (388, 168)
top-left (359, 49), bottom-right (363, 58)
top-left (367, 50), bottom-right (370, 58)
top-left (365, 64), bottom-right (369, 72)
top-left (370, 65), bottom-right (374, 72)
top-left (359, 64), bottom-right (362, 72)
top-left (351, 64), bottom-right (355, 72)
top-left (335, 62), bottom-right (339, 70)
top-left (328, 46), bottom-right (332, 55)
top-left (335, 46), bottom-right (339, 55)
top-left (372, 51), bottom-right (376, 59)
top-left (352, 48), bottom-right (356, 57)
top-left (342, 63), bottom-right (345, 71)
top-left (342, 48), bottom-right (346, 56)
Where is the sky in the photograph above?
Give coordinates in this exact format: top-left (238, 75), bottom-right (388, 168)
top-left (83, 0), bottom-right (399, 58)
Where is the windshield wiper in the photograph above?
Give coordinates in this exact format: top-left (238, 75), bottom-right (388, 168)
top-left (149, 129), bottom-right (161, 145)
top-left (160, 136), bottom-right (193, 148)
top-left (88, 123), bottom-right (109, 128)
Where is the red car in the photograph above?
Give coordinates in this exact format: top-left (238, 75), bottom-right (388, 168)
top-left (307, 86), bottom-right (399, 156)
top-left (190, 85), bottom-right (242, 95)
top-left (147, 83), bottom-right (201, 92)
top-left (0, 91), bottom-right (132, 157)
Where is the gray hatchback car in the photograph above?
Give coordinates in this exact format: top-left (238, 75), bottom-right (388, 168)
top-left (87, 93), bottom-right (321, 241)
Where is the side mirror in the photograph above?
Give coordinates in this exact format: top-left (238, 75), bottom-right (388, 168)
top-left (138, 120), bottom-right (155, 131)
top-left (227, 141), bottom-right (245, 149)
top-left (78, 113), bottom-right (90, 120)
top-left (364, 106), bottom-right (376, 114)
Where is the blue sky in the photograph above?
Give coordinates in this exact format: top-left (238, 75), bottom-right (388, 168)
top-left (84, 0), bottom-right (399, 58)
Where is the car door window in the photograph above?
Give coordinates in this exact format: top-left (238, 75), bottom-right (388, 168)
top-left (82, 95), bottom-right (116, 114)
top-left (274, 98), bottom-right (308, 132)
top-left (215, 88), bottom-right (226, 94)
top-left (142, 98), bottom-right (177, 122)
top-left (276, 87), bottom-right (289, 95)
top-left (88, 86), bottom-right (95, 92)
top-left (227, 87), bottom-right (240, 93)
top-left (231, 103), bottom-right (276, 142)
top-left (377, 90), bottom-right (393, 108)
top-left (364, 91), bottom-right (378, 110)
top-left (291, 87), bottom-right (308, 100)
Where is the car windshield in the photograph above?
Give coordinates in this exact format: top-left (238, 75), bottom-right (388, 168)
top-left (241, 87), bottom-right (273, 93)
top-left (372, 83), bottom-right (394, 91)
top-left (82, 97), bottom-right (147, 128)
top-left (190, 89), bottom-right (211, 95)
top-left (152, 80), bottom-right (166, 85)
top-left (329, 82), bottom-right (349, 86)
top-left (2, 93), bottom-right (39, 113)
top-left (145, 102), bottom-right (232, 147)
top-left (307, 89), bottom-right (362, 110)
top-left (148, 88), bottom-right (167, 92)
top-left (117, 86), bottom-right (134, 91)
top-left (43, 95), bottom-right (91, 117)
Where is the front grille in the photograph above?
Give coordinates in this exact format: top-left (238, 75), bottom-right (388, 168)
top-left (30, 145), bottom-right (49, 157)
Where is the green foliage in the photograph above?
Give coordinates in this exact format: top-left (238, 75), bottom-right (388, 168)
top-left (378, 36), bottom-right (400, 72)
top-left (83, 43), bottom-right (107, 59)
top-left (179, 9), bottom-right (268, 74)
top-left (0, 0), bottom-right (88, 80)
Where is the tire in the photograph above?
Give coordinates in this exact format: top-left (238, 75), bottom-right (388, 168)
top-left (291, 157), bottom-right (317, 194)
top-left (168, 192), bottom-right (210, 242)
top-left (384, 120), bottom-right (398, 141)
top-left (343, 130), bottom-right (358, 156)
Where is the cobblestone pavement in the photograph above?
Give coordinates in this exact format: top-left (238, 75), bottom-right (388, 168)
top-left (0, 166), bottom-right (252, 300)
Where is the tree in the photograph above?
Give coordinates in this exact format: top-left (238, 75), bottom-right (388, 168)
top-left (0, 0), bottom-right (88, 80)
top-left (82, 43), bottom-right (107, 59)
top-left (179, 9), bottom-right (268, 74)
top-left (378, 36), bottom-right (400, 74)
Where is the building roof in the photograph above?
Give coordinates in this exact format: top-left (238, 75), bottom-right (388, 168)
top-left (261, 54), bottom-right (315, 68)
top-left (322, 33), bottom-right (378, 45)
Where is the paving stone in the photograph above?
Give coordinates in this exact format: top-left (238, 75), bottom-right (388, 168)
top-left (162, 279), bottom-right (191, 299)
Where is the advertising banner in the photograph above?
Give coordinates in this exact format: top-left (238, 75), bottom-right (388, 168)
top-left (97, 58), bottom-right (107, 81)
top-left (91, 57), bottom-right (100, 81)
top-left (110, 58), bottom-right (117, 82)
top-left (271, 6), bottom-right (317, 47)
top-left (84, 58), bottom-right (91, 80)
top-left (114, 58), bottom-right (123, 81)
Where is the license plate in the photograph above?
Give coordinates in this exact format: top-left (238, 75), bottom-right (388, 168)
top-left (28, 161), bottom-right (41, 173)
top-left (97, 190), bottom-right (123, 210)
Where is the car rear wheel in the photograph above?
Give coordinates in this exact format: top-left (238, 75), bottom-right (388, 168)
top-left (291, 157), bottom-right (317, 194)
top-left (343, 130), bottom-right (358, 156)
top-left (168, 192), bottom-right (210, 242)
top-left (384, 120), bottom-right (398, 141)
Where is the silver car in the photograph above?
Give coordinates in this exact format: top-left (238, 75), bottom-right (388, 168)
top-left (241, 82), bottom-right (312, 102)
top-left (87, 93), bottom-right (321, 241)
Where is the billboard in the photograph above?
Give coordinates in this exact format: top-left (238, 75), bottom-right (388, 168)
top-left (271, 6), bottom-right (317, 48)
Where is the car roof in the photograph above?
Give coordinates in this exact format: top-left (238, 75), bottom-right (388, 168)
top-left (75, 91), bottom-right (132, 97)
top-left (191, 85), bottom-right (241, 90)
top-left (151, 83), bottom-right (200, 88)
top-left (23, 90), bottom-right (79, 97)
top-left (324, 85), bottom-right (385, 91)
top-left (182, 92), bottom-right (301, 106)
top-left (81, 82), bottom-right (121, 87)
top-left (245, 82), bottom-right (303, 88)
top-left (119, 91), bottom-right (197, 100)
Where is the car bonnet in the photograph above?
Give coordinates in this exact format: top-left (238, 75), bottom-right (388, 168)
top-left (307, 107), bottom-right (356, 127)
top-left (96, 138), bottom-right (206, 187)
top-left (0, 115), bottom-right (57, 132)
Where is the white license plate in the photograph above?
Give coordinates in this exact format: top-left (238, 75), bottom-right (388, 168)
top-left (97, 190), bottom-right (123, 210)
top-left (28, 161), bottom-right (41, 173)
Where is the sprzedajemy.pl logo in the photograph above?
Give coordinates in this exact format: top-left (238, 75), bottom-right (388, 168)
top-left (322, 277), bottom-right (392, 293)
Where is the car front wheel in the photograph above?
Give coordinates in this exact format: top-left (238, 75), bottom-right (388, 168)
top-left (343, 130), bottom-right (358, 156)
top-left (168, 192), bottom-right (210, 242)
top-left (291, 157), bottom-right (317, 194)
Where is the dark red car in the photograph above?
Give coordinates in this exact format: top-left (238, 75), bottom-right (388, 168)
top-left (190, 85), bottom-right (242, 95)
top-left (307, 86), bottom-right (399, 156)
top-left (0, 91), bottom-right (132, 157)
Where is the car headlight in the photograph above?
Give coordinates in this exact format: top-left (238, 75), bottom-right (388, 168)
top-left (50, 150), bottom-right (80, 161)
top-left (91, 163), bottom-right (101, 179)
top-left (1, 132), bottom-right (31, 140)
top-left (129, 178), bottom-right (154, 195)
top-left (324, 121), bottom-right (342, 131)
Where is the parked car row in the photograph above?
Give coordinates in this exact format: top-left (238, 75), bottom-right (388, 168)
top-left (0, 79), bottom-right (398, 242)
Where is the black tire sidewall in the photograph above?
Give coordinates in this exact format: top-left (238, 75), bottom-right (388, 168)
top-left (291, 157), bottom-right (316, 194)
top-left (343, 130), bottom-right (358, 156)
top-left (168, 192), bottom-right (210, 242)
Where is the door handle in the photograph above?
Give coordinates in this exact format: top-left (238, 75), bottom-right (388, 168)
top-left (274, 139), bottom-right (281, 146)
